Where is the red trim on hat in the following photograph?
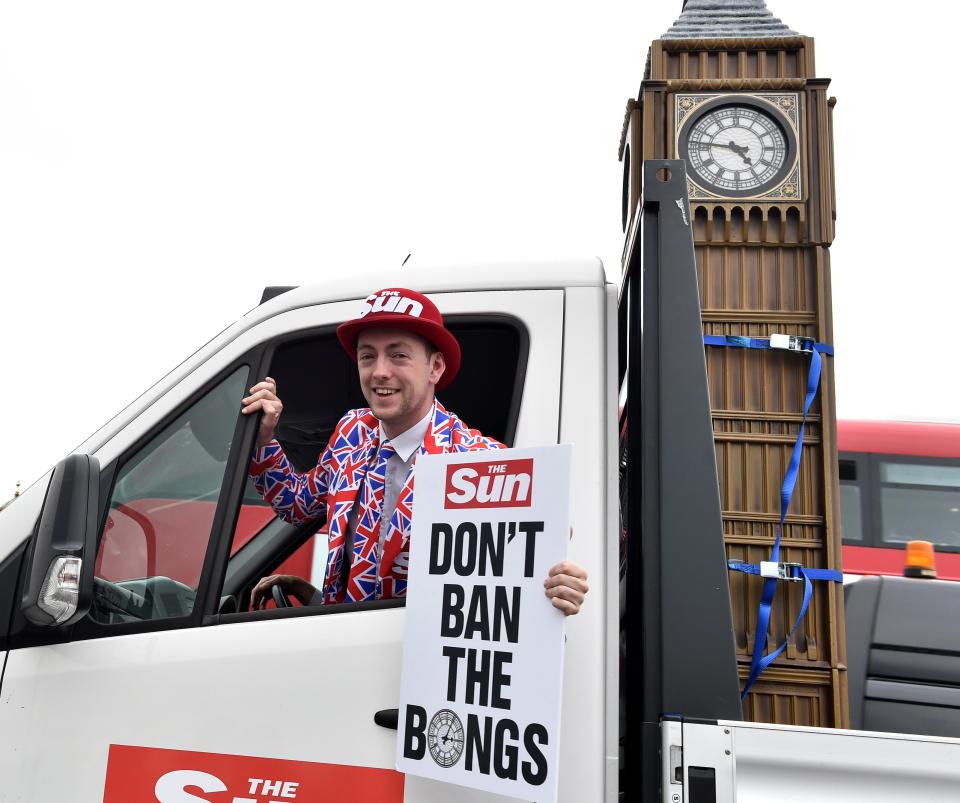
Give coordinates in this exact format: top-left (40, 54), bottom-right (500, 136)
top-left (336, 288), bottom-right (461, 389)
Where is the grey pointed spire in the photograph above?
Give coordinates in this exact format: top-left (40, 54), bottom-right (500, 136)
top-left (662, 0), bottom-right (798, 39)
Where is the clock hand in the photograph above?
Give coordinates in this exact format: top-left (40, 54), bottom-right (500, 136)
top-left (690, 140), bottom-right (740, 151)
top-left (689, 140), bottom-right (754, 165)
top-left (727, 141), bottom-right (753, 165)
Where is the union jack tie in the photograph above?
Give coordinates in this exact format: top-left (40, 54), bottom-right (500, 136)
top-left (346, 440), bottom-right (396, 601)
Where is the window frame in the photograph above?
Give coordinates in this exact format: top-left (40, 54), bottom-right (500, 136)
top-left (214, 312), bottom-right (531, 622)
top-left (63, 355), bottom-right (266, 643)
top-left (841, 451), bottom-right (960, 555)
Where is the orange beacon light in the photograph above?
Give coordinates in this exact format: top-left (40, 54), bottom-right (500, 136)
top-left (903, 540), bottom-right (938, 579)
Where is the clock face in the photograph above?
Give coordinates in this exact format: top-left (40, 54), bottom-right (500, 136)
top-left (427, 709), bottom-right (465, 768)
top-left (679, 98), bottom-right (797, 198)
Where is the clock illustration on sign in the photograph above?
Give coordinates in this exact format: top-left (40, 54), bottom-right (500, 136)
top-left (678, 96), bottom-right (798, 198)
top-left (427, 709), bottom-right (465, 768)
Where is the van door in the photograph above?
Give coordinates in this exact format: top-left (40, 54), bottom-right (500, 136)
top-left (0, 289), bottom-right (563, 803)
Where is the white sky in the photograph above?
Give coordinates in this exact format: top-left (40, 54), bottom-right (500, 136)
top-left (1, 1), bottom-right (957, 500)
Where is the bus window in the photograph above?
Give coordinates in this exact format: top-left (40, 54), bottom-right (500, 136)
top-left (879, 461), bottom-right (960, 547)
top-left (839, 458), bottom-right (864, 542)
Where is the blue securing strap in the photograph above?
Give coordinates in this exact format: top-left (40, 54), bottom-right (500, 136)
top-left (726, 561), bottom-right (842, 584)
top-left (728, 561), bottom-right (841, 691)
top-left (703, 334), bottom-right (834, 357)
top-left (705, 333), bottom-right (839, 698)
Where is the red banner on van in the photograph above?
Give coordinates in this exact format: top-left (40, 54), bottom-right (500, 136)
top-left (102, 744), bottom-right (404, 803)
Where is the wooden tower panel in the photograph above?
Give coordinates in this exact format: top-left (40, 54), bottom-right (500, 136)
top-left (621, 2), bottom-right (847, 728)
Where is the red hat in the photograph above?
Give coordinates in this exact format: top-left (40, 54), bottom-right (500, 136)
top-left (336, 287), bottom-right (461, 389)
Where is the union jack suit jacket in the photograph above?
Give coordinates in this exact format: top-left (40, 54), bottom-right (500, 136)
top-left (249, 399), bottom-right (503, 603)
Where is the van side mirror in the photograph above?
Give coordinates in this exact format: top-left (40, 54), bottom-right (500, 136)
top-left (21, 454), bottom-right (100, 627)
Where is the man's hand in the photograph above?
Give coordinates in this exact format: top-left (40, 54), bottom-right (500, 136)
top-left (242, 376), bottom-right (283, 447)
top-left (250, 574), bottom-right (319, 610)
top-left (544, 560), bottom-right (589, 616)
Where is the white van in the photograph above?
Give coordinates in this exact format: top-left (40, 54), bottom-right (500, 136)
top-left (0, 262), bottom-right (618, 802)
top-left (6, 164), bottom-right (960, 803)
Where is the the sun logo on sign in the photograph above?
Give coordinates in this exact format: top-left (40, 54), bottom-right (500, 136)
top-left (444, 459), bottom-right (534, 509)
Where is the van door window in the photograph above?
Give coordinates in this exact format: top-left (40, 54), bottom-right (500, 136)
top-left (90, 366), bottom-right (249, 624)
top-left (226, 319), bottom-right (526, 611)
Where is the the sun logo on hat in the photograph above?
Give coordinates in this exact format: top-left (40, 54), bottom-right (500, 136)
top-left (358, 290), bottom-right (424, 319)
top-left (337, 287), bottom-right (462, 389)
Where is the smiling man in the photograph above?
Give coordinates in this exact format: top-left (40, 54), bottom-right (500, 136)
top-left (242, 287), bottom-right (589, 613)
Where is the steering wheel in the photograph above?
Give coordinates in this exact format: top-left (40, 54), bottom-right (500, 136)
top-left (92, 576), bottom-right (148, 619)
top-left (271, 583), bottom-right (292, 609)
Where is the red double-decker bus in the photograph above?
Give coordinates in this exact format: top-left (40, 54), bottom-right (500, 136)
top-left (839, 420), bottom-right (960, 580)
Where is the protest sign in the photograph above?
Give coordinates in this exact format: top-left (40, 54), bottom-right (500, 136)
top-left (396, 445), bottom-right (571, 802)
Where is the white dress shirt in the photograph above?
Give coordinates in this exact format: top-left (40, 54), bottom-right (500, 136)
top-left (378, 408), bottom-right (432, 548)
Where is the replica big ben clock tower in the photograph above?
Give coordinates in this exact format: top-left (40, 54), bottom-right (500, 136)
top-left (621, 0), bottom-right (848, 728)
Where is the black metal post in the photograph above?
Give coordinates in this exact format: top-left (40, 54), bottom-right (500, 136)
top-left (623, 159), bottom-right (742, 801)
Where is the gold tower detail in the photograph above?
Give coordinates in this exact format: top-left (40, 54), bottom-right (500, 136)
top-left (620, 0), bottom-right (847, 728)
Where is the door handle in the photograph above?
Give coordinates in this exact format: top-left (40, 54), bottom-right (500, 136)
top-left (374, 708), bottom-right (399, 730)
